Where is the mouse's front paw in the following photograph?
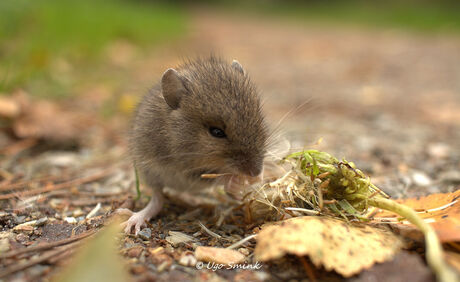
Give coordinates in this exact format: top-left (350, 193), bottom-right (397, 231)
top-left (123, 212), bottom-right (149, 235)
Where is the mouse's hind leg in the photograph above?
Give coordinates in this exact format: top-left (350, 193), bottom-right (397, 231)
top-left (120, 187), bottom-right (163, 235)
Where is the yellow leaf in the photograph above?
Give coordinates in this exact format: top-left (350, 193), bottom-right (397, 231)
top-left (254, 216), bottom-right (403, 277)
top-left (370, 190), bottom-right (460, 242)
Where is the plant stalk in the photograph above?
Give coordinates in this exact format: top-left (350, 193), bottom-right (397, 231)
top-left (368, 197), bottom-right (458, 282)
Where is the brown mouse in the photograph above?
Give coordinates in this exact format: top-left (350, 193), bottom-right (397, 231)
top-left (123, 56), bottom-right (268, 234)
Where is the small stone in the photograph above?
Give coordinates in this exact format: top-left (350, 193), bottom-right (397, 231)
top-left (13, 224), bottom-right (34, 234)
top-left (35, 217), bottom-right (48, 226)
top-left (178, 253), bottom-right (197, 267)
top-left (412, 171), bottom-right (432, 187)
top-left (427, 143), bottom-right (450, 159)
top-left (238, 248), bottom-right (250, 256)
top-left (64, 217), bottom-right (77, 224)
top-left (151, 253), bottom-right (173, 272)
top-left (137, 228), bottom-right (151, 240)
top-left (15, 233), bottom-right (28, 243)
top-left (127, 246), bottom-right (144, 258)
top-left (15, 215), bottom-right (26, 224)
top-left (195, 246), bottom-right (246, 265)
top-left (72, 208), bottom-right (85, 217)
top-left (130, 264), bottom-right (147, 275)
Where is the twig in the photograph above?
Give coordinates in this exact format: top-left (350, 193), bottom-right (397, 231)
top-left (198, 221), bottom-right (222, 239)
top-left (0, 230), bottom-right (96, 259)
top-left (0, 169), bottom-right (113, 200)
top-left (200, 173), bottom-right (232, 179)
top-left (0, 174), bottom-right (65, 192)
top-left (70, 196), bottom-right (127, 207)
top-left (226, 234), bottom-right (257, 250)
top-left (298, 256), bottom-right (317, 282)
top-left (0, 242), bottom-right (79, 278)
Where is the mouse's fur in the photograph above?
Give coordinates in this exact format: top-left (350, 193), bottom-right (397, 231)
top-left (129, 56), bottom-right (268, 192)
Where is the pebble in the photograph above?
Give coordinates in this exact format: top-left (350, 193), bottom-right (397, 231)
top-left (427, 143), bottom-right (450, 159)
top-left (412, 171), bottom-right (432, 187)
top-left (35, 217), bottom-right (48, 226)
top-left (127, 246), bottom-right (144, 258)
top-left (13, 224), bottom-right (34, 234)
top-left (138, 228), bottom-right (152, 240)
top-left (64, 217), bottom-right (77, 224)
top-left (238, 248), bottom-right (250, 256)
top-left (178, 253), bottom-right (197, 267)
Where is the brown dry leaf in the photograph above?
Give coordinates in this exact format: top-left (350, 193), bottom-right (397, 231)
top-left (14, 100), bottom-right (90, 143)
top-left (0, 96), bottom-right (21, 118)
top-left (254, 216), bottom-right (403, 277)
top-left (195, 246), bottom-right (246, 265)
top-left (445, 251), bottom-right (460, 274)
top-left (371, 190), bottom-right (460, 242)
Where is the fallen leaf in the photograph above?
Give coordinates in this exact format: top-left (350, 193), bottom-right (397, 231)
top-left (445, 251), bottom-right (460, 274)
top-left (53, 221), bottom-right (131, 282)
top-left (195, 246), bottom-right (246, 265)
top-left (254, 216), bottom-right (403, 277)
top-left (371, 190), bottom-right (460, 242)
top-left (0, 96), bottom-right (21, 118)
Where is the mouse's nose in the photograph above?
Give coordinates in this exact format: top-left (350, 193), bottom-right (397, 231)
top-left (241, 159), bottom-right (263, 177)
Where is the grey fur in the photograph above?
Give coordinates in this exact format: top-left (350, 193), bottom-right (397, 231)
top-left (129, 56), bottom-right (268, 191)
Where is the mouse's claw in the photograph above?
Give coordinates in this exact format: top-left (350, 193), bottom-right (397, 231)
top-left (119, 193), bottom-right (164, 235)
top-left (123, 211), bottom-right (149, 235)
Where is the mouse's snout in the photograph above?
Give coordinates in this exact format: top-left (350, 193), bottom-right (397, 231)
top-left (240, 158), bottom-right (263, 178)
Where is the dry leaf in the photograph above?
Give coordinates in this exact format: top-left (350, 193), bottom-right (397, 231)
top-left (371, 190), bottom-right (460, 242)
top-left (445, 251), bottom-right (460, 274)
top-left (254, 216), bottom-right (403, 277)
top-left (53, 221), bottom-right (131, 282)
top-left (195, 246), bottom-right (246, 265)
top-left (0, 96), bottom-right (21, 118)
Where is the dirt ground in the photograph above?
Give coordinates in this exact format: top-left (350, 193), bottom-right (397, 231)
top-left (1, 11), bottom-right (459, 281)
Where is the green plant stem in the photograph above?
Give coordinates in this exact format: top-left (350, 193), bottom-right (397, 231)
top-left (134, 167), bottom-right (141, 201)
top-left (368, 197), bottom-right (458, 282)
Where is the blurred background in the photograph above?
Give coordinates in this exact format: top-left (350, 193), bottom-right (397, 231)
top-left (1, 0), bottom-right (459, 197)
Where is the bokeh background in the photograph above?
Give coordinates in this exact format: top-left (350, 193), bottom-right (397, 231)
top-left (1, 0), bottom-right (460, 196)
top-left (1, 1), bottom-right (460, 281)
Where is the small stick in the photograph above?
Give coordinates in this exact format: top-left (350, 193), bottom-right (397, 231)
top-left (200, 173), bottom-right (232, 179)
top-left (0, 230), bottom-right (96, 259)
top-left (368, 197), bottom-right (457, 282)
top-left (0, 242), bottom-right (79, 278)
top-left (298, 256), bottom-right (317, 282)
top-left (226, 234), bottom-right (257, 250)
top-left (0, 174), bottom-right (66, 192)
top-left (198, 221), bottom-right (222, 239)
top-left (0, 169), bottom-right (113, 200)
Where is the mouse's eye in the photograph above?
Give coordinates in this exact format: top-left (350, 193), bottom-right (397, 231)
top-left (209, 127), bottom-right (226, 138)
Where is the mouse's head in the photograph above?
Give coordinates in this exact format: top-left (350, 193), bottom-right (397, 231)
top-left (161, 57), bottom-right (268, 185)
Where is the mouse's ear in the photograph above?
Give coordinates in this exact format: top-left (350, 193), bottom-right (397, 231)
top-left (161, 68), bottom-right (188, 109)
top-left (231, 60), bottom-right (244, 74)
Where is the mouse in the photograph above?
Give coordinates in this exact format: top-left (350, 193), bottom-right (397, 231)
top-left (123, 56), bottom-right (268, 234)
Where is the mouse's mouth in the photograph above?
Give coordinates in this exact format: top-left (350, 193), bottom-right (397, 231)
top-left (196, 170), bottom-right (263, 199)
